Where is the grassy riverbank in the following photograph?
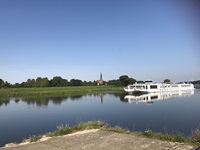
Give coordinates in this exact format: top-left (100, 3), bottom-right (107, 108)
top-left (0, 86), bottom-right (123, 97)
top-left (26, 121), bottom-right (200, 146)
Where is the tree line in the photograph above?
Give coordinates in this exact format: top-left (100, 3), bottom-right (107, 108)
top-left (0, 75), bottom-right (136, 88)
top-left (1, 76), bottom-right (199, 89)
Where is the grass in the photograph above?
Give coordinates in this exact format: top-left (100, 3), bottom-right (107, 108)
top-left (25, 121), bottom-right (200, 147)
top-left (142, 130), bottom-right (186, 142)
top-left (0, 86), bottom-right (123, 97)
top-left (29, 135), bottom-right (43, 143)
top-left (26, 120), bottom-right (108, 142)
top-left (190, 126), bottom-right (200, 145)
top-left (47, 120), bottom-right (108, 137)
top-left (105, 125), bottom-right (132, 134)
top-left (106, 127), bottom-right (187, 143)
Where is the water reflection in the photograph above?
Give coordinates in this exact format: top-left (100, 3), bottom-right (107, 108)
top-left (94, 93), bottom-right (104, 103)
top-left (0, 96), bottom-right (65, 107)
top-left (0, 93), bottom-right (114, 107)
top-left (0, 97), bottom-right (10, 106)
top-left (0, 90), bottom-right (195, 107)
top-left (124, 90), bottom-right (194, 104)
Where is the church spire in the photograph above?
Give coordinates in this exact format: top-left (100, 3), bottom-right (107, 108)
top-left (100, 73), bottom-right (103, 80)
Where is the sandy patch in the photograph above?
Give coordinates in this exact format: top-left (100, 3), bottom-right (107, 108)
top-left (64, 129), bottom-right (100, 137)
top-left (4, 129), bottom-right (99, 148)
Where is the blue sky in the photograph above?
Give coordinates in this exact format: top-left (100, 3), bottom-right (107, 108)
top-left (0, 0), bottom-right (199, 83)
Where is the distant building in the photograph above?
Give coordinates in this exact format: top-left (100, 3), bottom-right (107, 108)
top-left (96, 73), bottom-right (103, 85)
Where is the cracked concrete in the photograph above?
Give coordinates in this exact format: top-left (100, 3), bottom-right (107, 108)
top-left (0, 129), bottom-right (198, 150)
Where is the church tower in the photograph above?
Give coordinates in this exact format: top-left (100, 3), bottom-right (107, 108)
top-left (100, 73), bottom-right (103, 81)
top-left (96, 73), bottom-right (103, 85)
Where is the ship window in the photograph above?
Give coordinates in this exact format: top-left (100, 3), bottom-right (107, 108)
top-left (150, 85), bottom-right (157, 89)
top-left (151, 96), bottom-right (158, 99)
top-left (136, 86), bottom-right (142, 88)
top-left (181, 85), bottom-right (191, 87)
top-left (171, 85), bottom-right (178, 87)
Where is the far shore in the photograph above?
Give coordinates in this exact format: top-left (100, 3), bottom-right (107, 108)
top-left (0, 86), bottom-right (124, 97)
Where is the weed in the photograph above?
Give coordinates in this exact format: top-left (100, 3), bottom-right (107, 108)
top-left (47, 120), bottom-right (108, 137)
top-left (105, 125), bottom-right (131, 134)
top-left (29, 135), bottom-right (42, 142)
top-left (143, 130), bottom-right (154, 137)
top-left (190, 126), bottom-right (200, 145)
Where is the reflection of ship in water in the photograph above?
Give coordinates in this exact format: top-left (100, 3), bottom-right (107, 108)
top-left (124, 90), bottom-right (194, 104)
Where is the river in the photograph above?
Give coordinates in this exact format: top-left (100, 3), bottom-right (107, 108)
top-left (0, 89), bottom-right (200, 147)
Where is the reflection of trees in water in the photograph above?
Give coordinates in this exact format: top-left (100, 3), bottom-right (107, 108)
top-left (93, 92), bottom-right (125, 104)
top-left (21, 95), bottom-right (85, 106)
top-left (15, 98), bottom-right (20, 103)
top-left (111, 93), bottom-right (128, 102)
top-left (0, 96), bottom-right (68, 107)
top-left (21, 96), bottom-right (69, 106)
top-left (0, 96), bottom-right (77, 107)
top-left (0, 92), bottom-right (126, 107)
top-left (21, 97), bottom-right (50, 106)
top-left (0, 97), bottom-right (10, 106)
top-left (70, 95), bottom-right (83, 100)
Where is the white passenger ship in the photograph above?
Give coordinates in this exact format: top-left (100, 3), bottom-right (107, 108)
top-left (124, 81), bottom-right (194, 93)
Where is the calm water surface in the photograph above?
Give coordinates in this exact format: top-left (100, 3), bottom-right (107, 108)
top-left (0, 89), bottom-right (200, 147)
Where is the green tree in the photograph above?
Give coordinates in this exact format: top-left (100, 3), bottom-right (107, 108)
top-left (49, 76), bottom-right (69, 87)
top-left (20, 82), bottom-right (26, 87)
top-left (25, 79), bottom-right (36, 87)
top-left (26, 79), bottom-right (32, 87)
top-left (0, 79), bottom-right (4, 88)
top-left (119, 75), bottom-right (129, 82)
top-left (119, 75), bottom-right (136, 86)
top-left (127, 78), bottom-right (136, 85)
top-left (119, 75), bottom-right (129, 86)
top-left (3, 81), bottom-right (11, 88)
top-left (31, 79), bottom-right (36, 87)
top-left (107, 79), bottom-right (121, 86)
top-left (82, 81), bottom-right (95, 86)
top-left (70, 79), bottom-right (83, 86)
top-left (41, 77), bottom-right (49, 87)
top-left (13, 83), bottom-right (21, 88)
top-left (36, 77), bottom-right (43, 87)
top-left (164, 79), bottom-right (171, 83)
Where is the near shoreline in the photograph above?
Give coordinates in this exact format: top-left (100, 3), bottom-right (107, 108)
top-left (2, 121), bottom-right (200, 148)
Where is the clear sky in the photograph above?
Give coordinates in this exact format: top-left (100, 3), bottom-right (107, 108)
top-left (0, 0), bottom-right (199, 84)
